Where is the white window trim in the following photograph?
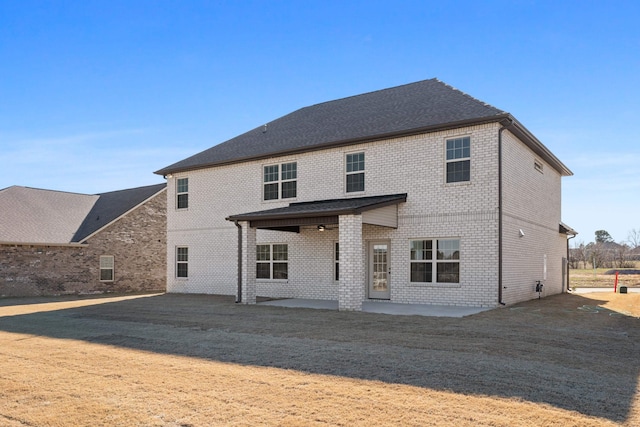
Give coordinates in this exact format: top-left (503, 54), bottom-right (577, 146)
top-left (256, 243), bottom-right (289, 282)
top-left (345, 151), bottom-right (366, 194)
top-left (99, 255), bottom-right (114, 282)
top-left (409, 238), bottom-right (461, 287)
top-left (444, 136), bottom-right (471, 185)
top-left (176, 246), bottom-right (189, 279)
top-left (176, 177), bottom-right (189, 210)
top-left (262, 162), bottom-right (297, 202)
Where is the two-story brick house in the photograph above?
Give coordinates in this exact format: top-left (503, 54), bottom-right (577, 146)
top-left (156, 79), bottom-right (575, 310)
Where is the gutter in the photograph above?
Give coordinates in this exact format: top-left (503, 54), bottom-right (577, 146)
top-left (498, 118), bottom-right (514, 305)
top-left (234, 221), bottom-right (242, 303)
top-left (154, 115), bottom-right (511, 176)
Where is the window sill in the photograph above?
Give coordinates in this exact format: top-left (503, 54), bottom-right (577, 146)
top-left (409, 282), bottom-right (461, 288)
top-left (444, 180), bottom-right (471, 187)
top-left (257, 279), bottom-right (289, 283)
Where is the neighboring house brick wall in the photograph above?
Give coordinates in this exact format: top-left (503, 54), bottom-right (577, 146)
top-left (501, 130), bottom-right (566, 304)
top-left (0, 192), bottom-right (166, 297)
top-left (167, 122), bottom-right (503, 307)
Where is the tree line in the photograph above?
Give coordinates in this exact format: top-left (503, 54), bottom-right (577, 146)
top-left (569, 229), bottom-right (640, 269)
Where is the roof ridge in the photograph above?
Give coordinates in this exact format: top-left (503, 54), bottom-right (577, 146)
top-left (432, 78), bottom-right (505, 114)
top-left (11, 185), bottom-right (95, 197)
top-left (95, 182), bottom-right (166, 196)
top-left (288, 78), bottom-right (439, 116)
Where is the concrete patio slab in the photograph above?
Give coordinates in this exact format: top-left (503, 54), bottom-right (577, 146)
top-left (258, 298), bottom-right (491, 317)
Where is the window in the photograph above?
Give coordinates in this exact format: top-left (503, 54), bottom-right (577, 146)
top-left (256, 244), bottom-right (288, 280)
top-left (99, 255), bottom-right (114, 282)
top-left (410, 239), bottom-right (460, 283)
top-left (263, 162), bottom-right (297, 201)
top-left (346, 152), bottom-right (365, 193)
top-left (176, 247), bottom-right (188, 278)
top-left (176, 178), bottom-right (189, 209)
top-left (334, 242), bottom-right (340, 281)
top-left (445, 137), bottom-right (470, 183)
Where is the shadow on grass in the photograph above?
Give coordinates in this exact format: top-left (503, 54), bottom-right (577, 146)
top-left (0, 292), bottom-right (638, 423)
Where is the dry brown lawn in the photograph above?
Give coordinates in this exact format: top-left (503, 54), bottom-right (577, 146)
top-left (0, 292), bottom-right (638, 426)
top-left (571, 269), bottom-right (640, 289)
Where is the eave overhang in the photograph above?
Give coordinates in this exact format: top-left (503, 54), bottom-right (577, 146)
top-left (154, 115), bottom-right (508, 176)
top-left (559, 222), bottom-right (578, 236)
top-left (157, 115), bottom-right (572, 178)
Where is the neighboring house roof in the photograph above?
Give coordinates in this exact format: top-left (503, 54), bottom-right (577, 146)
top-left (72, 183), bottom-right (167, 242)
top-left (0, 183), bottom-right (166, 245)
top-left (0, 186), bottom-right (98, 245)
top-left (155, 78), bottom-right (572, 176)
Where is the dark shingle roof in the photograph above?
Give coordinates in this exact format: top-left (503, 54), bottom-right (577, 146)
top-left (156, 79), bottom-right (507, 175)
top-left (227, 193), bottom-right (407, 222)
top-left (72, 183), bottom-right (166, 242)
top-left (0, 186), bottom-right (98, 244)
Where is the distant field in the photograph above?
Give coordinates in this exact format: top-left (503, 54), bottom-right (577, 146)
top-left (570, 267), bottom-right (640, 288)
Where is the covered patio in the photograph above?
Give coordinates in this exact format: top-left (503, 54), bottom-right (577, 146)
top-left (227, 193), bottom-right (407, 311)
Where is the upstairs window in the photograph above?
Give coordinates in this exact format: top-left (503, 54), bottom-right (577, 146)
top-left (346, 152), bottom-right (365, 193)
top-left (99, 255), bottom-right (114, 282)
top-left (263, 162), bottom-right (297, 201)
top-left (410, 239), bottom-right (460, 283)
top-left (176, 178), bottom-right (189, 209)
top-left (445, 137), bottom-right (470, 183)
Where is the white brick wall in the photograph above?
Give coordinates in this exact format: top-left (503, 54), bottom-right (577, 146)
top-left (165, 121), bottom-right (565, 308)
top-left (501, 130), bottom-right (567, 304)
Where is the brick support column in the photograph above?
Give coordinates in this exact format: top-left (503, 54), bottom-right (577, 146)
top-left (239, 221), bottom-right (256, 305)
top-left (338, 214), bottom-right (364, 311)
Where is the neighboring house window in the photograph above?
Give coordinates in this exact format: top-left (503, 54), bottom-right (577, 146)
top-left (445, 137), bottom-right (470, 183)
top-left (410, 239), bottom-right (460, 283)
top-left (176, 247), bottom-right (188, 278)
top-left (177, 178), bottom-right (189, 209)
top-left (256, 244), bottom-right (288, 279)
top-left (346, 152), bottom-right (365, 192)
top-left (263, 162), bottom-right (297, 201)
top-left (99, 255), bottom-right (114, 282)
top-left (334, 242), bottom-right (340, 281)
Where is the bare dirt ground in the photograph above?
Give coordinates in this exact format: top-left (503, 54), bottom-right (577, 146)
top-left (0, 292), bottom-right (638, 426)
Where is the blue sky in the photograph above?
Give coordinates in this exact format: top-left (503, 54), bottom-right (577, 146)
top-left (1, 0), bottom-right (638, 244)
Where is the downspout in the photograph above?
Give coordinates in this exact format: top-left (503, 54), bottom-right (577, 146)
top-left (234, 221), bottom-right (242, 303)
top-left (566, 234), bottom-right (576, 291)
top-left (498, 119), bottom-right (514, 305)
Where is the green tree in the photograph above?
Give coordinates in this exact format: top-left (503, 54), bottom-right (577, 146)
top-left (595, 230), bottom-right (614, 243)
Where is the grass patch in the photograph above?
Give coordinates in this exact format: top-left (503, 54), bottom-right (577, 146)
top-left (571, 268), bottom-right (640, 288)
